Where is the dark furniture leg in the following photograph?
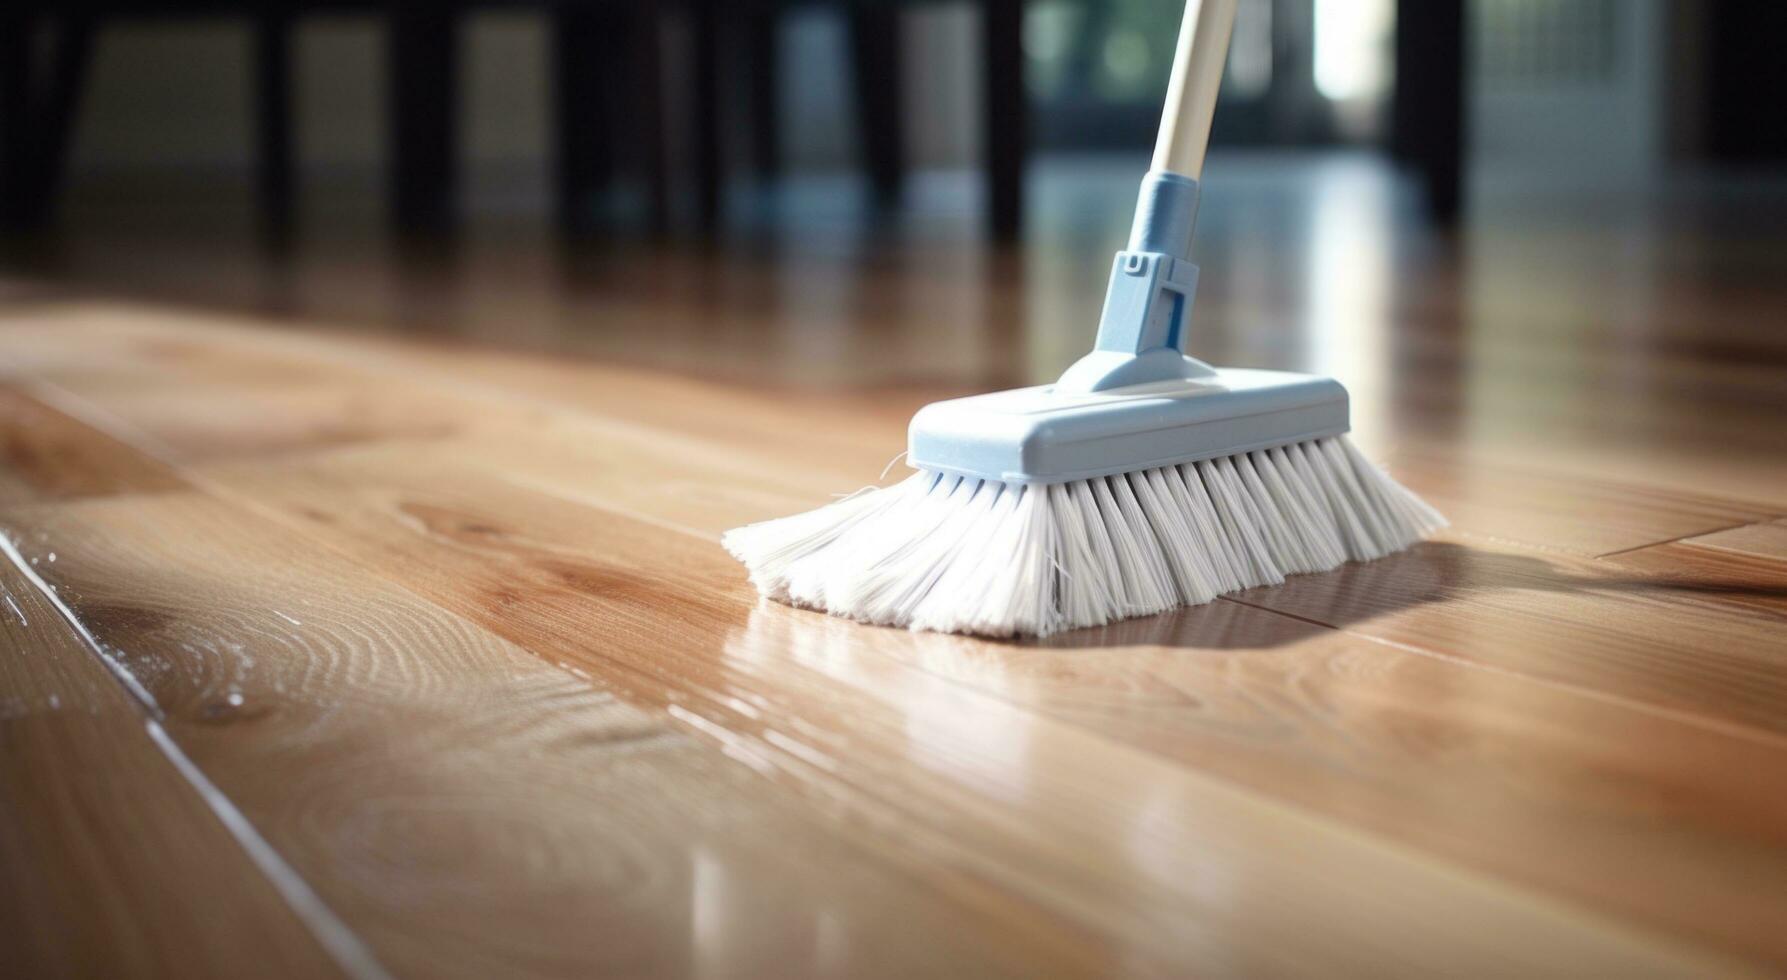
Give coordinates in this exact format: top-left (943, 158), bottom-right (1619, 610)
top-left (388, 5), bottom-right (458, 236)
top-left (1703, 0), bottom-right (1787, 163)
top-left (983, 0), bottom-right (1024, 242)
top-left (256, 8), bottom-right (295, 237)
top-left (0, 11), bottom-right (34, 229)
top-left (25, 16), bottom-right (96, 229)
top-left (553, 5), bottom-right (618, 237)
top-left (690, 0), bottom-right (722, 231)
top-left (743, 5), bottom-right (780, 180)
top-left (848, 5), bottom-right (905, 207)
top-left (633, 8), bottom-right (669, 233)
top-left (1392, 0), bottom-right (1466, 225)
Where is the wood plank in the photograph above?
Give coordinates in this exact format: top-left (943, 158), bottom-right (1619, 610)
top-left (1600, 523), bottom-right (1787, 621)
top-left (1217, 532), bottom-right (1787, 740)
top-left (27, 308), bottom-right (1776, 567)
top-left (34, 373), bottom-right (506, 464)
top-left (884, 599), bottom-right (1787, 967)
top-left (0, 304), bottom-right (331, 383)
top-left (3, 490), bottom-right (1108, 980)
top-left (0, 311), bottom-right (518, 464)
top-left (1378, 446), bottom-right (1777, 557)
top-left (1682, 521), bottom-right (1787, 561)
top-left (0, 384), bottom-right (188, 503)
top-left (0, 313), bottom-right (914, 507)
top-left (1427, 436), bottom-right (1787, 515)
top-left (124, 311), bottom-right (1787, 559)
top-left (189, 441), bottom-right (1751, 976)
top-left (0, 305), bottom-right (931, 471)
top-left (0, 534), bottom-right (348, 979)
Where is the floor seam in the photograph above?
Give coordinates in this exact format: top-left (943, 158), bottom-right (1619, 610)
top-left (1223, 595), bottom-right (1787, 752)
top-left (0, 533), bottom-right (391, 980)
top-left (1596, 519), bottom-right (1778, 559)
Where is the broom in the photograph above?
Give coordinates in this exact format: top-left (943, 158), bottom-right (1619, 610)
top-left (725, 0), bottom-right (1445, 637)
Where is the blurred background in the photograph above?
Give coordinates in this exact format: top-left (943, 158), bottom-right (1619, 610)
top-left (1, 0), bottom-right (1783, 444)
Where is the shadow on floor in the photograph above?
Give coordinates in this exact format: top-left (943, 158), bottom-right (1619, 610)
top-left (1025, 539), bottom-right (1787, 652)
top-left (726, 537), bottom-right (1787, 662)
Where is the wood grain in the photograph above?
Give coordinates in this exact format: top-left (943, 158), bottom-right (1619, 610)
top-left (0, 305), bottom-right (922, 480)
top-left (1682, 521), bottom-right (1787, 561)
top-left (0, 384), bottom-right (188, 504)
top-left (189, 441), bottom-right (1752, 976)
top-left (1597, 521), bottom-right (1787, 621)
top-left (234, 429), bottom-right (1787, 966)
top-left (1376, 446), bottom-right (1776, 557)
top-left (0, 536), bottom-right (346, 979)
top-left (335, 407), bottom-right (1787, 747)
top-left (7, 490), bottom-right (1103, 980)
top-left (1222, 533), bottom-right (1787, 739)
top-left (869, 598), bottom-right (1787, 965)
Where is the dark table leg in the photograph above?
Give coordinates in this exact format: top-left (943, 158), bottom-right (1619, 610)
top-left (256, 8), bottom-right (295, 238)
top-left (690, 0), bottom-right (722, 232)
top-left (1392, 0), bottom-right (1466, 225)
top-left (0, 11), bottom-right (33, 230)
top-left (0, 14), bottom-right (93, 231)
top-left (553, 5), bottom-right (620, 237)
top-left (388, 5), bottom-right (458, 236)
top-left (743, 5), bottom-right (780, 181)
top-left (849, 5), bottom-right (905, 208)
top-left (29, 16), bottom-right (94, 229)
top-left (983, 0), bottom-right (1025, 242)
top-left (633, 8), bottom-right (669, 233)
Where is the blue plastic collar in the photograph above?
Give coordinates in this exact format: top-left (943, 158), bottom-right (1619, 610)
top-left (1056, 171), bottom-right (1214, 392)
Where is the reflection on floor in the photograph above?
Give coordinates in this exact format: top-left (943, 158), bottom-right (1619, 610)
top-left (8, 152), bottom-right (1784, 499)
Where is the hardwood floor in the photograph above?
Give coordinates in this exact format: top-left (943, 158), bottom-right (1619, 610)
top-left (2, 157), bottom-right (1785, 977)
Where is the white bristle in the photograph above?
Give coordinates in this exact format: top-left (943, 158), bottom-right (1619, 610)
top-left (724, 436), bottom-right (1446, 638)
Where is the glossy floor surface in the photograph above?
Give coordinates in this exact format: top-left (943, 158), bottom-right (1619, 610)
top-left (3, 156), bottom-right (1786, 977)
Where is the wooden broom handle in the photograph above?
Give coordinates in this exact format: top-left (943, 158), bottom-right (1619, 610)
top-left (1152, 0), bottom-right (1240, 179)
